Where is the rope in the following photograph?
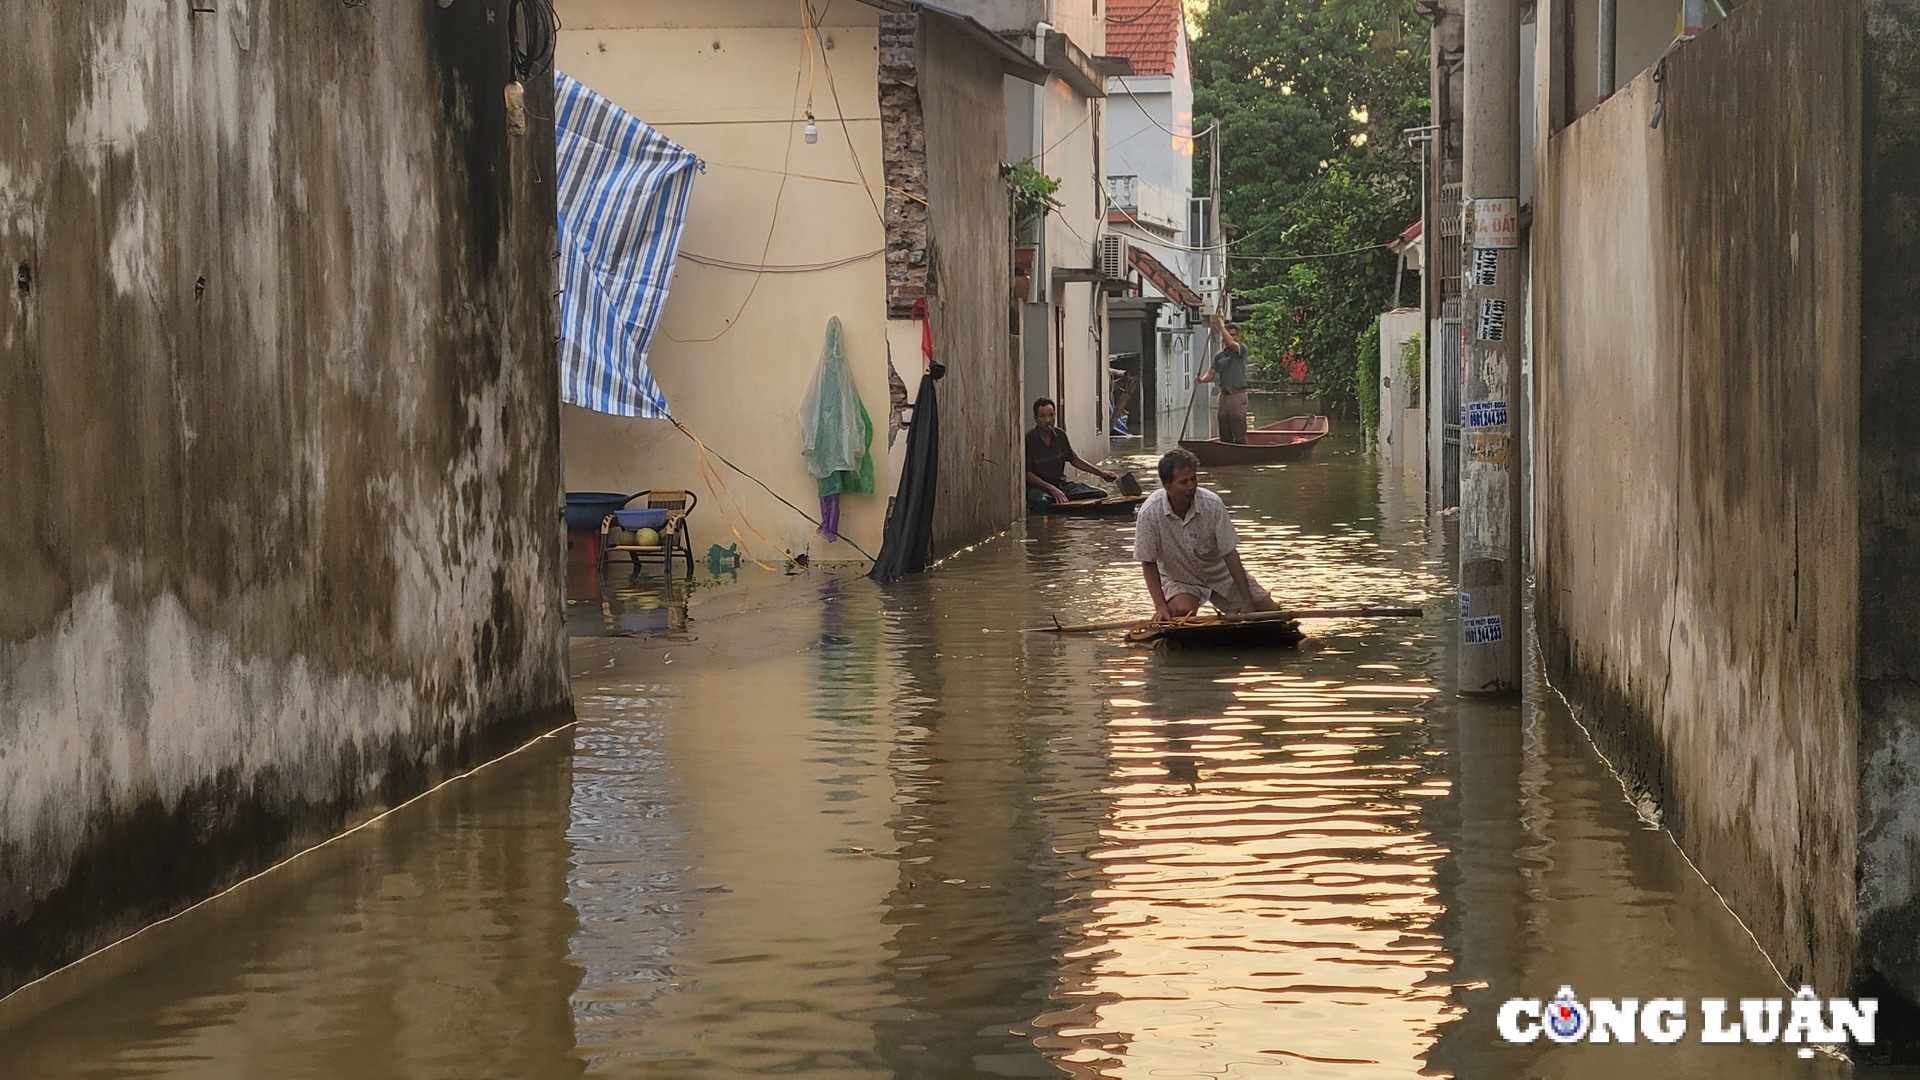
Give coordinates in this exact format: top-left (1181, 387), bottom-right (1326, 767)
top-left (665, 415), bottom-right (878, 566)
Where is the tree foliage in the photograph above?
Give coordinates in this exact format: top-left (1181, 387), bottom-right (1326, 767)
top-left (1192, 0), bottom-right (1428, 423)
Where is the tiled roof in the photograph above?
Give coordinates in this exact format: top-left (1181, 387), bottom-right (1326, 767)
top-left (1105, 0), bottom-right (1180, 77)
top-left (1129, 246), bottom-right (1204, 308)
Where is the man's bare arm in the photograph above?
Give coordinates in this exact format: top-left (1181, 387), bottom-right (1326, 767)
top-left (1224, 551), bottom-right (1255, 600)
top-left (1142, 562), bottom-right (1173, 623)
top-left (1026, 469), bottom-right (1067, 503)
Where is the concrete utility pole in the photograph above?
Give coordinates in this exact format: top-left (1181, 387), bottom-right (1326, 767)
top-left (1458, 0), bottom-right (1522, 694)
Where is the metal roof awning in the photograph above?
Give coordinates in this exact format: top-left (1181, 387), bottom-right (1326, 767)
top-left (857, 0), bottom-right (1049, 84)
top-left (1126, 246), bottom-right (1204, 309)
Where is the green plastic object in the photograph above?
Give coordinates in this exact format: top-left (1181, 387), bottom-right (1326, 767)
top-left (706, 543), bottom-right (742, 576)
top-left (801, 316), bottom-right (874, 497)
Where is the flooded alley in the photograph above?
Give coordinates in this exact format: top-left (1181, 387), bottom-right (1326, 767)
top-left (0, 429), bottom-right (1887, 1078)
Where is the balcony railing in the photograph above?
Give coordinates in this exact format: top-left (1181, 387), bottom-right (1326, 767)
top-left (1105, 174), bottom-right (1185, 233)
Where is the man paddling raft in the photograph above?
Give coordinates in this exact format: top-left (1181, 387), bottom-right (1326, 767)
top-left (1135, 448), bottom-right (1282, 623)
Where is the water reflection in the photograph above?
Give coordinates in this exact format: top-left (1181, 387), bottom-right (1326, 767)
top-left (0, 429), bottom-right (1886, 1077)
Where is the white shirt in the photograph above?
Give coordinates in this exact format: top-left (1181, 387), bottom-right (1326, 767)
top-left (1133, 487), bottom-right (1240, 594)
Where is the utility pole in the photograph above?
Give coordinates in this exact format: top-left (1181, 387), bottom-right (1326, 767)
top-left (1458, 0), bottom-right (1521, 695)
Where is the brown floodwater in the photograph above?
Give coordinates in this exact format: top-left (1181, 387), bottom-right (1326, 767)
top-left (1, 427), bottom-right (1902, 1077)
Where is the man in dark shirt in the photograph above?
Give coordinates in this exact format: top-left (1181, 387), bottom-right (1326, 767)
top-left (1025, 397), bottom-right (1117, 510)
top-left (1197, 315), bottom-right (1250, 443)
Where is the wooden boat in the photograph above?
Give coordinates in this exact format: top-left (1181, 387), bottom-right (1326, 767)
top-left (1029, 493), bottom-right (1148, 516)
top-left (1178, 415), bottom-right (1330, 467)
top-left (1125, 615), bottom-right (1304, 649)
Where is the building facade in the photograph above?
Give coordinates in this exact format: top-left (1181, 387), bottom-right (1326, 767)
top-left (555, 0), bottom-right (1042, 562)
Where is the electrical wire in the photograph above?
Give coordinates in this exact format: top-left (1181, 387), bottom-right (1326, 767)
top-left (662, 63), bottom-right (803, 343)
top-left (799, 0), bottom-right (818, 119)
top-left (1110, 77), bottom-right (1215, 145)
top-left (1100, 185), bottom-right (1279, 253)
top-left (666, 414), bottom-right (878, 565)
top-left (680, 248), bottom-right (883, 273)
top-left (507, 0), bottom-right (559, 81)
top-left (806, 0), bottom-right (888, 226)
top-left (1105, 0), bottom-right (1172, 25)
top-left (1038, 106), bottom-right (1095, 161)
top-left (1226, 241), bottom-right (1392, 262)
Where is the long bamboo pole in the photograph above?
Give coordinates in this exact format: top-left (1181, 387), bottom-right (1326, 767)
top-left (1021, 605), bottom-right (1424, 635)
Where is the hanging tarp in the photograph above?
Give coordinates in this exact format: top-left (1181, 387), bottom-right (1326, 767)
top-left (555, 70), bottom-right (701, 419)
top-left (870, 301), bottom-right (944, 584)
top-left (868, 371), bottom-right (939, 583)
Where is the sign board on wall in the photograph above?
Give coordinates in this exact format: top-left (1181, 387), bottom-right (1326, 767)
top-left (1466, 197), bottom-right (1520, 250)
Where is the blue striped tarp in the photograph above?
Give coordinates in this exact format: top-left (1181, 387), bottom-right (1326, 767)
top-left (555, 71), bottom-right (701, 419)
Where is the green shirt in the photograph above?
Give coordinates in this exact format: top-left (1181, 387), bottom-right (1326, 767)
top-left (1212, 342), bottom-right (1249, 392)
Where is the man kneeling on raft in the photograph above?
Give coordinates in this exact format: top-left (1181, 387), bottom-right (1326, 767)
top-left (1135, 448), bottom-right (1282, 623)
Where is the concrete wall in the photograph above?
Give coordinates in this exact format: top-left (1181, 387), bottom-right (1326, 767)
top-left (555, 1), bottom-right (894, 562)
top-left (918, 18), bottom-right (1024, 553)
top-left (0, 1), bottom-right (566, 995)
top-left (1535, 0), bottom-right (1860, 995)
top-left (1856, 0), bottom-right (1920, 1040)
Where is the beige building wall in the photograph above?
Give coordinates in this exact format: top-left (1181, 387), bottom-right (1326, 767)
top-left (1037, 79), bottom-right (1110, 455)
top-left (557, 1), bottom-right (893, 563)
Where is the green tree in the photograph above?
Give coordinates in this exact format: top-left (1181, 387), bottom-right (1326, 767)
top-left (1192, 0), bottom-right (1428, 426)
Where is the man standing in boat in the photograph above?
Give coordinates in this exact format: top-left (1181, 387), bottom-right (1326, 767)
top-left (1025, 397), bottom-right (1118, 510)
top-left (1196, 313), bottom-right (1250, 443)
top-left (1136, 448), bottom-right (1282, 622)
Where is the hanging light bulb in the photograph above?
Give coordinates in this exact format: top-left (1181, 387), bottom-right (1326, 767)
top-left (803, 112), bottom-right (819, 144)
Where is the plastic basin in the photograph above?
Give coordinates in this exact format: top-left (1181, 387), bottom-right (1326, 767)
top-left (614, 508), bottom-right (670, 530)
top-left (565, 492), bottom-right (632, 531)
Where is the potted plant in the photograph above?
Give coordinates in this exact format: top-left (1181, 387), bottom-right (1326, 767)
top-left (1005, 159), bottom-right (1060, 244)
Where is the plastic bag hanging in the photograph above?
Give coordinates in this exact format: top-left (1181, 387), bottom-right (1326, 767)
top-left (801, 317), bottom-right (873, 541)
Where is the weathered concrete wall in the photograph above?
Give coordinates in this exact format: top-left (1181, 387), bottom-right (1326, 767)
top-left (0, 2), bottom-right (567, 996)
top-left (918, 16), bottom-right (1023, 554)
top-left (1856, 0), bottom-right (1920, 1042)
top-left (1535, 0), bottom-right (1860, 996)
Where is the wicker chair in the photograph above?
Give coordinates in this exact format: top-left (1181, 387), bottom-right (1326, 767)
top-left (600, 489), bottom-right (698, 577)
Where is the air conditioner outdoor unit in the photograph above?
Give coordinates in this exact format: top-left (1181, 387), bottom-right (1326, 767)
top-left (1197, 275), bottom-right (1222, 294)
top-left (1099, 234), bottom-right (1127, 280)
top-left (1156, 307), bottom-right (1187, 331)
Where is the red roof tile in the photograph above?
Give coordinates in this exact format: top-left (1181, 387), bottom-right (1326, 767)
top-left (1129, 246), bottom-right (1204, 308)
top-left (1105, 0), bottom-right (1181, 77)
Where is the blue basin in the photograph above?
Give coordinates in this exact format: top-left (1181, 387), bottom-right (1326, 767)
top-left (614, 508), bottom-right (670, 529)
top-left (565, 491), bottom-right (633, 531)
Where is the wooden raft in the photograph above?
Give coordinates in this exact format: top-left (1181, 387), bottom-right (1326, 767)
top-left (1125, 615), bottom-right (1305, 648)
top-left (1022, 605), bottom-right (1424, 649)
top-left (1030, 494), bottom-right (1149, 516)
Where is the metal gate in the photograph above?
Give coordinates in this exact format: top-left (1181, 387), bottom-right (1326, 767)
top-left (1440, 298), bottom-right (1462, 509)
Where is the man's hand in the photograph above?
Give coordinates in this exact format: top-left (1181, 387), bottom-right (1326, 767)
top-left (1196, 368), bottom-right (1215, 384)
top-left (1100, 469), bottom-right (1117, 483)
top-left (1150, 603), bottom-right (1173, 625)
top-left (1047, 485), bottom-right (1069, 504)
